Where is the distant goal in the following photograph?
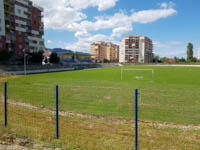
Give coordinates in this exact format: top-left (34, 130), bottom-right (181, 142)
top-left (121, 69), bottom-right (154, 81)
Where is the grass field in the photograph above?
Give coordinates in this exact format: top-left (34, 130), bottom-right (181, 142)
top-left (3, 66), bottom-right (200, 125)
top-left (1, 66), bottom-right (200, 149)
top-left (1, 100), bottom-right (200, 150)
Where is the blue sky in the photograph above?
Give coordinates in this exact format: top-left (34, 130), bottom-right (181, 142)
top-left (33, 0), bottom-right (200, 58)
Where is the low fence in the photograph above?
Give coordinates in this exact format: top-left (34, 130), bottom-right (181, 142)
top-left (0, 82), bottom-right (199, 149)
top-left (0, 82), bottom-right (135, 150)
top-left (0, 63), bottom-right (99, 72)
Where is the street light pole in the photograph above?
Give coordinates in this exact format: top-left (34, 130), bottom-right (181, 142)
top-left (23, 49), bottom-right (26, 75)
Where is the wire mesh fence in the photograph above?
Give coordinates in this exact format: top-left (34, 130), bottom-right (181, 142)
top-left (59, 85), bottom-right (135, 149)
top-left (0, 83), bottom-right (4, 126)
top-left (6, 82), bottom-right (56, 139)
top-left (138, 88), bottom-right (200, 150)
top-left (1, 81), bottom-right (199, 149)
top-left (0, 82), bottom-right (135, 150)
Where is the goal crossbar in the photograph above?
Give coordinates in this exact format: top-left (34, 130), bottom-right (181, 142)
top-left (121, 69), bottom-right (154, 80)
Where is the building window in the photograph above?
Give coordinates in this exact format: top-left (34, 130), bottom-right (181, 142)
top-left (33, 40), bottom-right (37, 44)
top-left (0, 42), bottom-right (3, 48)
top-left (18, 44), bottom-right (22, 49)
top-left (18, 37), bottom-right (22, 42)
top-left (18, 31), bottom-right (22, 35)
top-left (18, 9), bottom-right (21, 14)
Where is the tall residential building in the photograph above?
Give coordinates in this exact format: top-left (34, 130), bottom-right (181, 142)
top-left (0, 0), bottom-right (44, 58)
top-left (90, 42), bottom-right (119, 62)
top-left (119, 35), bottom-right (153, 63)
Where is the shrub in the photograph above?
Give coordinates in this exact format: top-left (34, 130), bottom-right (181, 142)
top-left (0, 50), bottom-right (11, 61)
top-left (29, 51), bottom-right (44, 64)
top-left (50, 52), bottom-right (60, 64)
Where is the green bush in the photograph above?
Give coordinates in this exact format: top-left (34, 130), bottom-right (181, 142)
top-left (29, 51), bottom-right (44, 64)
top-left (0, 50), bottom-right (11, 61)
top-left (50, 52), bottom-right (60, 64)
top-left (103, 58), bottom-right (110, 63)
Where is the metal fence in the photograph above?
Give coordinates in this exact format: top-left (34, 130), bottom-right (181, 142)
top-left (0, 82), bottom-right (135, 150)
top-left (1, 82), bottom-right (199, 150)
top-left (138, 88), bottom-right (200, 150)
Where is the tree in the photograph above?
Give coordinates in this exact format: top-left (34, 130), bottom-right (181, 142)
top-left (160, 57), bottom-right (167, 63)
top-left (174, 56), bottom-right (179, 63)
top-left (29, 51), bottom-right (44, 64)
top-left (179, 57), bottom-right (186, 63)
top-left (187, 43), bottom-right (193, 62)
top-left (0, 50), bottom-right (11, 61)
top-left (50, 52), bottom-right (60, 64)
top-left (153, 55), bottom-right (161, 63)
top-left (191, 57), bottom-right (197, 62)
top-left (103, 58), bottom-right (110, 63)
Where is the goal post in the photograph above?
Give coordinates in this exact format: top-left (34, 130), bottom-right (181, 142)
top-left (121, 69), bottom-right (154, 81)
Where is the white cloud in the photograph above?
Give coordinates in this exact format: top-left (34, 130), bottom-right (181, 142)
top-left (111, 26), bottom-right (132, 38)
top-left (131, 8), bottom-right (177, 24)
top-left (32, 1), bottom-right (177, 52)
top-left (47, 40), bottom-right (52, 44)
top-left (153, 40), bottom-right (187, 57)
top-left (154, 41), bottom-right (185, 49)
top-left (160, 2), bottom-right (168, 9)
top-left (97, 0), bottom-right (118, 11)
top-left (32, 0), bottom-right (118, 30)
top-left (66, 0), bottom-right (118, 11)
top-left (66, 32), bottom-right (112, 51)
top-left (168, 41), bottom-right (183, 45)
top-left (159, 1), bottom-right (176, 9)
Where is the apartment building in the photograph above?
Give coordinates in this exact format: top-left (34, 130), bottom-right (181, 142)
top-left (0, 0), bottom-right (44, 58)
top-left (119, 35), bottom-right (153, 63)
top-left (90, 42), bottom-right (119, 62)
top-left (198, 47), bottom-right (200, 60)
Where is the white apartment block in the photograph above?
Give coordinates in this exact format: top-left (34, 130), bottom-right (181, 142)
top-left (119, 35), bottom-right (153, 63)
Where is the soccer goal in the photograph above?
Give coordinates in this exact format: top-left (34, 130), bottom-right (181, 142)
top-left (121, 69), bottom-right (154, 81)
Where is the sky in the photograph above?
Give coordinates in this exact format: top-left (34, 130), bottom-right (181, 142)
top-left (32, 0), bottom-right (200, 58)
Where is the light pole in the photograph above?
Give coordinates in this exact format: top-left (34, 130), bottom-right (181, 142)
top-left (23, 49), bottom-right (27, 75)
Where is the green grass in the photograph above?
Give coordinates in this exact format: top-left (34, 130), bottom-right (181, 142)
top-left (2, 66), bottom-right (200, 125)
top-left (1, 67), bottom-right (200, 149)
top-left (0, 101), bottom-right (200, 150)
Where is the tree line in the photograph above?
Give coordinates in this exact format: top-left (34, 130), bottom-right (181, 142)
top-left (153, 42), bottom-right (198, 63)
top-left (0, 50), bottom-right (60, 64)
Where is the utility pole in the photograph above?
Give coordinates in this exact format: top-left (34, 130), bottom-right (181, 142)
top-left (23, 49), bottom-right (27, 75)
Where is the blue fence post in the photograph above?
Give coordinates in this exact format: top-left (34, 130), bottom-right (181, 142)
top-left (135, 89), bottom-right (138, 150)
top-left (56, 85), bottom-right (59, 139)
top-left (4, 82), bottom-right (7, 127)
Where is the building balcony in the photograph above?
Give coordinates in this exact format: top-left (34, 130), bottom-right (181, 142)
top-left (27, 21), bottom-right (32, 26)
top-left (4, 1), bottom-right (11, 6)
top-left (9, 0), bottom-right (14, 3)
top-left (10, 17), bottom-right (15, 22)
top-left (6, 35), bottom-right (11, 42)
top-left (5, 16), bottom-right (10, 21)
top-left (38, 14), bottom-right (44, 18)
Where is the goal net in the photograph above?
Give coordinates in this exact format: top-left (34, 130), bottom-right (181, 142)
top-left (121, 69), bottom-right (154, 81)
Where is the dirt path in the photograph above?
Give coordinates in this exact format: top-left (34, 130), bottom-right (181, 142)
top-left (8, 100), bottom-right (200, 130)
top-left (0, 143), bottom-right (30, 150)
